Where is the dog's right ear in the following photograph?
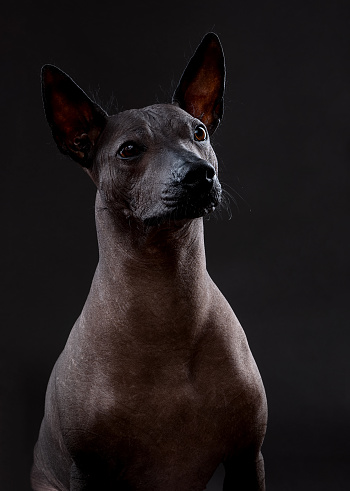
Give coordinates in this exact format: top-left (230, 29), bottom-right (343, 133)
top-left (42, 65), bottom-right (108, 167)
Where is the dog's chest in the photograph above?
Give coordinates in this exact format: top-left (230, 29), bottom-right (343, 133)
top-left (64, 362), bottom-right (233, 488)
top-left (62, 343), bottom-right (241, 461)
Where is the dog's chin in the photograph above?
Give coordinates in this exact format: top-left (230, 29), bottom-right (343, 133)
top-left (142, 193), bottom-right (221, 228)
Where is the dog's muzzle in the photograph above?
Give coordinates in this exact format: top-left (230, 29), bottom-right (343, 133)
top-left (161, 158), bottom-right (222, 220)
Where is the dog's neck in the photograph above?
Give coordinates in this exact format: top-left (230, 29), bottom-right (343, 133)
top-left (91, 192), bottom-right (210, 341)
top-left (95, 191), bottom-right (206, 265)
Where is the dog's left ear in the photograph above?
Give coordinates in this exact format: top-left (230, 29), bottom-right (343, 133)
top-left (172, 33), bottom-right (225, 135)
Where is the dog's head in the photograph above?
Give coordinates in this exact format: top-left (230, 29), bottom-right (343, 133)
top-left (42, 33), bottom-right (225, 227)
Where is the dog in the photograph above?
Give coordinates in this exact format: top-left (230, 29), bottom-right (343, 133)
top-left (31, 33), bottom-right (267, 490)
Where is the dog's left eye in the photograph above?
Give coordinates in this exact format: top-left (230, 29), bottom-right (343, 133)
top-left (118, 142), bottom-right (143, 159)
top-left (194, 125), bottom-right (207, 142)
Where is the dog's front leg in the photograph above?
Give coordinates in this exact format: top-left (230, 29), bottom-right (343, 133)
top-left (70, 463), bottom-right (93, 491)
top-left (70, 462), bottom-right (129, 491)
top-left (70, 463), bottom-right (107, 491)
top-left (223, 451), bottom-right (265, 491)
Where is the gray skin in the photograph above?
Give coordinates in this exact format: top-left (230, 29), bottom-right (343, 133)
top-left (31, 34), bottom-right (267, 491)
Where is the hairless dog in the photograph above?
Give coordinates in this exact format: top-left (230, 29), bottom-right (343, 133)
top-left (32, 33), bottom-right (267, 490)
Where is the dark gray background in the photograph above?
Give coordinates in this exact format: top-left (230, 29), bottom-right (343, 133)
top-left (1, 0), bottom-right (349, 489)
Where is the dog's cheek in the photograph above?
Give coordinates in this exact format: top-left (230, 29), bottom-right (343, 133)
top-left (130, 184), bottom-right (161, 222)
top-left (207, 146), bottom-right (219, 175)
top-left (95, 161), bottom-right (131, 215)
top-left (133, 175), bottom-right (171, 224)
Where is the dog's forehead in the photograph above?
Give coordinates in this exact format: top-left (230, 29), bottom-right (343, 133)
top-left (108, 104), bottom-right (197, 140)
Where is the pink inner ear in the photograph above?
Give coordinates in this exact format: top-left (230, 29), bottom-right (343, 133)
top-left (173, 34), bottom-right (225, 131)
top-left (51, 95), bottom-right (93, 140)
top-left (184, 71), bottom-right (222, 125)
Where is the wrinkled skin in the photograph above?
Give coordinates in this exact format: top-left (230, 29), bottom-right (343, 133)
top-left (32, 34), bottom-right (267, 491)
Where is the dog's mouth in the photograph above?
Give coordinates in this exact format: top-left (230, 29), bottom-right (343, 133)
top-left (165, 186), bottom-right (221, 216)
top-left (142, 180), bottom-right (222, 227)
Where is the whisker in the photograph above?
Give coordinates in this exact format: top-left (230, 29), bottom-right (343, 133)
top-left (221, 181), bottom-right (252, 212)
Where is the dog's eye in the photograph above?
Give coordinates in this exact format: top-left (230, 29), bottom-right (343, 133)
top-left (194, 125), bottom-right (207, 142)
top-left (118, 142), bottom-right (143, 159)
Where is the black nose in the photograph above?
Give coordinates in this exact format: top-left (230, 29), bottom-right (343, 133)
top-left (180, 160), bottom-right (216, 187)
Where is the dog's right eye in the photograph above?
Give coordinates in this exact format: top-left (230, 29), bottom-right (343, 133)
top-left (118, 142), bottom-right (143, 159)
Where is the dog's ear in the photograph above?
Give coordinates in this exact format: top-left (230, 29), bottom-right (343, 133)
top-left (42, 65), bottom-right (108, 167)
top-left (172, 33), bottom-right (225, 135)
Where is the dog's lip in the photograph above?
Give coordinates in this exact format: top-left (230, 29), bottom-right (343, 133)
top-left (162, 197), bottom-right (179, 204)
top-left (162, 196), bottom-right (220, 213)
top-left (161, 187), bottom-right (221, 206)
top-left (161, 195), bottom-right (181, 206)
top-left (162, 195), bottom-right (178, 201)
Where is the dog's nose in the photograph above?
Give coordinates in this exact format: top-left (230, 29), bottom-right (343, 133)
top-left (180, 161), bottom-right (216, 187)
